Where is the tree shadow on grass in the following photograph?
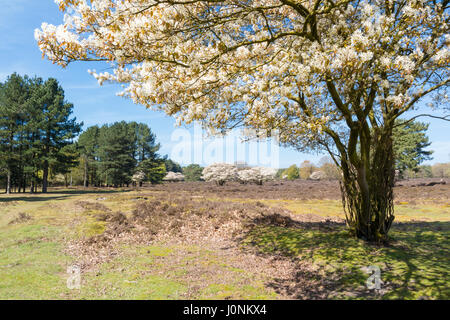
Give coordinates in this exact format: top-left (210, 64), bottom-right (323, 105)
top-left (0, 195), bottom-right (71, 203)
top-left (0, 188), bottom-right (133, 202)
top-left (240, 214), bottom-right (450, 299)
top-left (47, 188), bottom-right (133, 195)
top-left (0, 188), bottom-right (132, 202)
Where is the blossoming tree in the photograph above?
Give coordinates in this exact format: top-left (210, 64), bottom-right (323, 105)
top-left (163, 171), bottom-right (185, 182)
top-left (202, 163), bottom-right (238, 185)
top-left (36, 0), bottom-right (449, 242)
top-left (132, 171), bottom-right (146, 187)
top-left (238, 167), bottom-right (277, 185)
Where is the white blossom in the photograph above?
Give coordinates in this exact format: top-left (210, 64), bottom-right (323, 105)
top-left (132, 171), bottom-right (146, 183)
top-left (34, 1), bottom-right (449, 153)
top-left (163, 171), bottom-right (185, 182)
top-left (237, 167), bottom-right (277, 185)
top-left (202, 163), bottom-right (238, 185)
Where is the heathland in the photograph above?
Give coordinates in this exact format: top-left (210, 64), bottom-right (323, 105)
top-left (0, 179), bottom-right (449, 299)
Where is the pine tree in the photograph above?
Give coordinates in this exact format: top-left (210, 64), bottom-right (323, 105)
top-left (182, 164), bottom-right (203, 182)
top-left (50, 143), bottom-right (80, 186)
top-left (78, 125), bottom-right (100, 187)
top-left (75, 122), bottom-right (167, 187)
top-left (131, 122), bottom-right (165, 185)
top-left (164, 158), bottom-right (182, 173)
top-left (393, 120), bottom-right (433, 176)
top-left (25, 77), bottom-right (47, 193)
top-left (0, 73), bottom-right (31, 194)
top-left (32, 78), bottom-right (82, 193)
top-left (133, 122), bottom-right (160, 162)
top-left (97, 122), bottom-right (136, 187)
top-left (139, 160), bottom-right (166, 184)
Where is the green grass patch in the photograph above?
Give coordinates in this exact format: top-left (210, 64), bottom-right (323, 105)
top-left (0, 224), bottom-right (75, 299)
top-left (78, 244), bottom-right (186, 299)
top-left (76, 220), bottom-right (107, 238)
top-left (244, 222), bottom-right (450, 299)
top-left (198, 283), bottom-right (276, 300)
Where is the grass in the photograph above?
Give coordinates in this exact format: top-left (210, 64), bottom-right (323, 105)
top-left (0, 224), bottom-right (75, 299)
top-left (75, 243), bottom-right (276, 300)
top-left (78, 246), bottom-right (187, 300)
top-left (257, 198), bottom-right (450, 222)
top-left (243, 222), bottom-right (450, 299)
top-left (201, 196), bottom-right (450, 222)
top-left (0, 186), bottom-right (449, 299)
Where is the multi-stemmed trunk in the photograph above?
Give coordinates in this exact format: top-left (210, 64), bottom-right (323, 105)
top-left (338, 126), bottom-right (395, 243)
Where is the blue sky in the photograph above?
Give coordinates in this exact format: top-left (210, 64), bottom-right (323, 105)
top-left (0, 0), bottom-right (448, 168)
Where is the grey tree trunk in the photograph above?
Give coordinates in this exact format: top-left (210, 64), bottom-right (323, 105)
top-left (83, 157), bottom-right (88, 188)
top-left (6, 170), bottom-right (11, 194)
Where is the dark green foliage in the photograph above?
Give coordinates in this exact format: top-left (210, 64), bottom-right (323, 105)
top-left (0, 73), bottom-right (81, 193)
top-left (0, 73), bottom-right (30, 193)
top-left (77, 125), bottom-right (100, 187)
top-left (182, 164), bottom-right (203, 181)
top-left (50, 143), bottom-right (80, 182)
top-left (138, 159), bottom-right (166, 184)
top-left (133, 122), bottom-right (160, 162)
top-left (76, 122), bottom-right (165, 186)
top-left (33, 78), bottom-right (82, 192)
top-left (393, 120), bottom-right (433, 175)
top-left (97, 121), bottom-right (137, 187)
top-left (164, 158), bottom-right (182, 173)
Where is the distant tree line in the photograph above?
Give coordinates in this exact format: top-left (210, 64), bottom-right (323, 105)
top-left (0, 73), bottom-right (182, 193)
top-left (278, 160), bottom-right (450, 181)
top-left (50, 121), bottom-right (193, 188)
top-left (37, 119), bottom-right (204, 188)
top-left (0, 73), bottom-right (81, 193)
top-left (75, 121), bottom-right (166, 187)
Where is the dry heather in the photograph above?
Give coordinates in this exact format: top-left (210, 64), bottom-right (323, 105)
top-left (145, 180), bottom-right (343, 200)
top-left (68, 177), bottom-right (450, 271)
top-left (69, 194), bottom-right (347, 298)
top-left (76, 196), bottom-right (305, 247)
top-left (69, 194), bottom-right (343, 297)
top-left (58, 179), bottom-right (449, 299)
top-left (139, 178), bottom-right (450, 203)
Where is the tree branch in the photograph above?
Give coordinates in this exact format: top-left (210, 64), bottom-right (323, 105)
top-left (394, 114), bottom-right (450, 128)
